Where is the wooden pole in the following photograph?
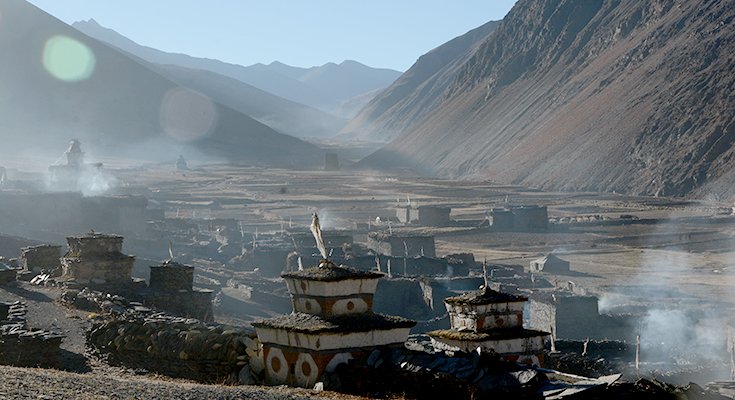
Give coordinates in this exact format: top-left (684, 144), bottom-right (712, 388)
top-left (635, 335), bottom-right (640, 371)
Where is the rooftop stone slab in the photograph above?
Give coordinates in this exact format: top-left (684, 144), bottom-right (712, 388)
top-left (427, 327), bottom-right (548, 356)
top-left (253, 312), bottom-right (415, 351)
top-left (444, 286), bottom-right (528, 306)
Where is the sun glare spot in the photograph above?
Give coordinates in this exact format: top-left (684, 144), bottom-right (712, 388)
top-left (159, 88), bottom-right (218, 142)
top-left (42, 35), bottom-right (96, 82)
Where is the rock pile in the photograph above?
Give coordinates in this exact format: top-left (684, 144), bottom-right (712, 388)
top-left (0, 301), bottom-right (64, 368)
top-left (60, 288), bottom-right (130, 315)
top-left (329, 345), bottom-right (544, 398)
top-left (87, 310), bottom-right (262, 383)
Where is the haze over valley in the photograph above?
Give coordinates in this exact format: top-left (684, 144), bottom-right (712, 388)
top-left (1, 0), bottom-right (735, 398)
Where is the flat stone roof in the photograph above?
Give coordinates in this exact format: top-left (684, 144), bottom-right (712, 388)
top-left (281, 262), bottom-right (383, 282)
top-left (253, 312), bottom-right (415, 334)
top-left (428, 327), bottom-right (548, 342)
top-left (444, 286), bottom-right (527, 305)
top-left (150, 261), bottom-right (194, 269)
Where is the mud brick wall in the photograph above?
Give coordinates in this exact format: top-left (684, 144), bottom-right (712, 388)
top-left (88, 313), bottom-right (263, 383)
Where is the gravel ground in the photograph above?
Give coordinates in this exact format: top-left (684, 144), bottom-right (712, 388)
top-left (0, 365), bottom-right (365, 400)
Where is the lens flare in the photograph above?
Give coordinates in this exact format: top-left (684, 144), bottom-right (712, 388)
top-left (159, 88), bottom-right (218, 142)
top-left (42, 35), bottom-right (96, 82)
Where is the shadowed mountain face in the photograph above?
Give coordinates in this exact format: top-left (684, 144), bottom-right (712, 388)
top-left (340, 19), bottom-right (502, 142)
top-left (72, 19), bottom-right (402, 119)
top-left (363, 0), bottom-right (735, 197)
top-left (0, 0), bottom-right (322, 166)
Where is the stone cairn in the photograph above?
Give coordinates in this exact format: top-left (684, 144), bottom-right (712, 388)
top-left (427, 285), bottom-right (549, 366)
top-left (146, 261), bottom-right (214, 322)
top-left (0, 301), bottom-right (64, 368)
top-left (60, 233), bottom-right (135, 286)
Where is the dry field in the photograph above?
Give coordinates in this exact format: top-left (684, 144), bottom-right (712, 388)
top-left (114, 163), bottom-right (735, 317)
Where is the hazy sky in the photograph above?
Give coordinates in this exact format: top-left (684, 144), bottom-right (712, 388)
top-left (26, 0), bottom-right (517, 71)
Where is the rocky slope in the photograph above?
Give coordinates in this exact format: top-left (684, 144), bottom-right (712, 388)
top-left (362, 0), bottom-right (735, 197)
top-left (1, 0), bottom-right (322, 167)
top-left (340, 19), bottom-right (501, 142)
top-left (73, 20), bottom-right (401, 118)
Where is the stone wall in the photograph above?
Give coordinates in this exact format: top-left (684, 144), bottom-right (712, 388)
top-left (417, 206), bottom-right (452, 226)
top-left (87, 311), bottom-right (262, 383)
top-left (0, 301), bottom-right (64, 368)
top-left (528, 296), bottom-right (635, 341)
top-left (20, 245), bottom-right (61, 272)
top-left (61, 257), bottom-right (135, 285)
top-left (0, 264), bottom-right (16, 284)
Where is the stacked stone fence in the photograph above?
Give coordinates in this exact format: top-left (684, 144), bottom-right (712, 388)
top-left (88, 312), bottom-right (262, 383)
top-left (0, 301), bottom-right (64, 368)
top-left (71, 289), bottom-right (264, 383)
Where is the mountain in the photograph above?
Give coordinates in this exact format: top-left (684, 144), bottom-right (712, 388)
top-left (362, 0), bottom-right (735, 197)
top-left (340, 19), bottom-right (502, 142)
top-left (69, 20), bottom-right (345, 139)
top-left (0, 0), bottom-right (324, 167)
top-left (153, 65), bottom-right (346, 139)
top-left (72, 19), bottom-right (402, 118)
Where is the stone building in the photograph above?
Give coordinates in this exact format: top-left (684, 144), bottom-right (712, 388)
top-left (60, 233), bottom-right (135, 286)
top-left (324, 153), bottom-right (340, 171)
top-left (396, 205), bottom-right (452, 226)
top-left (490, 205), bottom-right (548, 231)
top-left (20, 244), bottom-right (61, 273)
top-left (367, 232), bottom-right (436, 258)
top-left (146, 261), bottom-right (213, 321)
top-left (490, 208), bottom-right (514, 230)
top-left (527, 292), bottom-right (633, 341)
top-left (428, 286), bottom-right (548, 366)
top-left (253, 261), bottom-right (415, 388)
top-left (529, 254), bottom-right (570, 274)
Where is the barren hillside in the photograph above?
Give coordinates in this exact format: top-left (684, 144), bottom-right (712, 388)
top-left (362, 0), bottom-right (735, 197)
top-left (340, 19), bottom-right (501, 142)
top-left (0, 0), bottom-right (323, 167)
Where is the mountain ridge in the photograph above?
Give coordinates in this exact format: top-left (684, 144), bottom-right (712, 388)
top-left (339, 19), bottom-right (502, 142)
top-left (1, 0), bottom-right (323, 167)
top-left (362, 0), bottom-right (735, 197)
top-left (72, 19), bottom-right (402, 118)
